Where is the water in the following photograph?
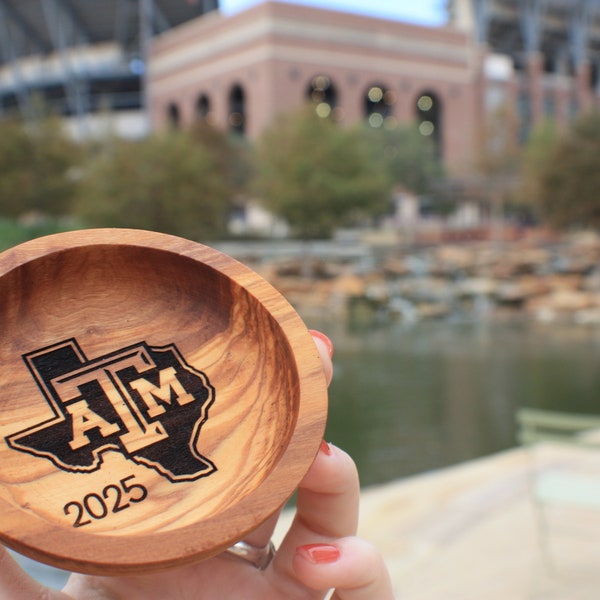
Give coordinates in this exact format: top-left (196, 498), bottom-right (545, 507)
top-left (306, 316), bottom-right (600, 487)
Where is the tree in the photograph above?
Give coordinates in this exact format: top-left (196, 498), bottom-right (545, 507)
top-left (75, 130), bottom-right (234, 240)
top-left (253, 107), bottom-right (391, 238)
top-left (522, 112), bottom-right (600, 229)
top-left (358, 122), bottom-right (444, 194)
top-left (516, 118), bottom-right (558, 219)
top-left (0, 117), bottom-right (80, 218)
top-left (190, 121), bottom-right (255, 196)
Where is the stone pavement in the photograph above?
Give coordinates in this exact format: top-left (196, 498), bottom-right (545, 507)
top-left (279, 443), bottom-right (600, 599)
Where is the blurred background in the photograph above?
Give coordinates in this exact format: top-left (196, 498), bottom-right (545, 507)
top-left (3, 0), bottom-right (600, 596)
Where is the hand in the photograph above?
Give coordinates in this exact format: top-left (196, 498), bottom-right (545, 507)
top-left (0, 332), bottom-right (394, 599)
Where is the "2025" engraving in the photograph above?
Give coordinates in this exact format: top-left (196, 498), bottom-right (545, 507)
top-left (63, 474), bottom-right (148, 528)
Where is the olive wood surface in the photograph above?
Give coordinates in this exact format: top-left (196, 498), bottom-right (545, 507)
top-left (0, 229), bottom-right (328, 574)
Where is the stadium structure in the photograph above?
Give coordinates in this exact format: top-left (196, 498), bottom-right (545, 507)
top-left (2, 0), bottom-right (600, 172)
top-left (0, 0), bottom-right (219, 138)
top-left (456, 0), bottom-right (600, 141)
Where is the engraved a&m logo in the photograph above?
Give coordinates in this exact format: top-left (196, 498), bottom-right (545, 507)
top-left (6, 339), bottom-right (216, 483)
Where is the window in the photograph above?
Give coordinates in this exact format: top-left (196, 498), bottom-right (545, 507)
top-left (196, 94), bottom-right (211, 121)
top-left (415, 91), bottom-right (442, 155)
top-left (228, 84), bottom-right (246, 134)
top-left (167, 102), bottom-right (180, 128)
top-left (364, 84), bottom-right (396, 128)
top-left (307, 75), bottom-right (337, 118)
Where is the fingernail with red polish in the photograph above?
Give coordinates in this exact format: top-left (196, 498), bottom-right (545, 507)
top-left (297, 543), bottom-right (341, 564)
top-left (320, 440), bottom-right (332, 456)
top-left (309, 330), bottom-right (334, 358)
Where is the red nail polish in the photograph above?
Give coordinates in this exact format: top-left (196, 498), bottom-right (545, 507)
top-left (309, 330), bottom-right (334, 358)
top-left (319, 440), bottom-right (332, 455)
top-left (297, 543), bottom-right (341, 564)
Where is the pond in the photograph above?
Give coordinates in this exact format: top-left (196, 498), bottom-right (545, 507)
top-left (303, 315), bottom-right (600, 488)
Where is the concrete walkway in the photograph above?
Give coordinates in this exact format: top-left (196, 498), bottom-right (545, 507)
top-left (324, 443), bottom-right (600, 599)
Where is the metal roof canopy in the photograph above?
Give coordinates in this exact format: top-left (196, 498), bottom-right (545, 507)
top-left (0, 0), bottom-right (219, 66)
top-left (480, 0), bottom-right (600, 67)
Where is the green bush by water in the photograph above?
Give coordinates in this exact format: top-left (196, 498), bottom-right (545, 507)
top-left (0, 219), bottom-right (80, 252)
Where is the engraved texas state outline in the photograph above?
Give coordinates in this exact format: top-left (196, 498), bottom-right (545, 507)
top-left (6, 339), bottom-right (216, 483)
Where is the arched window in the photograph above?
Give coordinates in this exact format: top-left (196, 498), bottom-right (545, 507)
top-left (196, 94), bottom-right (211, 121)
top-left (228, 84), bottom-right (246, 134)
top-left (364, 84), bottom-right (396, 128)
top-left (167, 102), bottom-right (180, 128)
top-left (306, 75), bottom-right (337, 118)
top-left (415, 91), bottom-right (442, 155)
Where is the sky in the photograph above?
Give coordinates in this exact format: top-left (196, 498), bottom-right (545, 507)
top-left (218, 0), bottom-right (448, 26)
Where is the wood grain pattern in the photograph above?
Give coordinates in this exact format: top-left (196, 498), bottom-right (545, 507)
top-left (0, 229), bottom-right (328, 574)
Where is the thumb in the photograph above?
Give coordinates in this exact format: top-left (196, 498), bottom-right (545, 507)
top-left (292, 537), bottom-right (395, 600)
top-left (0, 546), bottom-right (70, 600)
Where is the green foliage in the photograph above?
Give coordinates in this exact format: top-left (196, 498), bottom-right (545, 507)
top-left (476, 103), bottom-right (521, 179)
top-left (0, 110), bottom-right (443, 242)
top-left (190, 121), bottom-right (255, 194)
top-left (0, 217), bottom-right (79, 252)
top-left (357, 122), bottom-right (444, 194)
top-left (517, 119), bottom-right (559, 211)
top-left (75, 129), bottom-right (233, 240)
top-left (521, 112), bottom-right (600, 229)
top-left (0, 117), bottom-right (80, 218)
top-left (254, 108), bottom-right (391, 238)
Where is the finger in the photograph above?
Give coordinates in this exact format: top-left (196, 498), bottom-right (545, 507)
top-left (309, 330), bottom-right (333, 385)
top-left (0, 546), bottom-right (69, 600)
top-left (293, 537), bottom-right (395, 600)
top-left (272, 442), bottom-right (360, 579)
top-left (294, 442), bottom-right (359, 538)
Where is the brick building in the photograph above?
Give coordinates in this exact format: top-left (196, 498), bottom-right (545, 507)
top-left (148, 0), bottom-right (600, 176)
top-left (148, 1), bottom-right (481, 174)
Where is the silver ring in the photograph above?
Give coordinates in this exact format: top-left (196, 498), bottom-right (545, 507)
top-left (225, 540), bottom-right (276, 570)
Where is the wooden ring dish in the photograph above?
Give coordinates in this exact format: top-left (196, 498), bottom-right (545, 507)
top-left (0, 229), bottom-right (328, 574)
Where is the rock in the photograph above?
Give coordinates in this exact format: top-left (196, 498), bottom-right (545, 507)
top-left (365, 282), bottom-right (390, 303)
top-left (567, 229), bottom-right (600, 249)
top-left (456, 277), bottom-right (498, 297)
top-left (574, 308), bottom-right (600, 325)
top-left (494, 282), bottom-right (528, 306)
top-left (494, 276), bottom-right (550, 306)
top-left (434, 245), bottom-right (476, 270)
top-left (510, 247), bottom-right (551, 273)
top-left (527, 289), bottom-right (594, 313)
top-left (514, 275), bottom-right (552, 297)
top-left (545, 274), bottom-right (584, 292)
top-left (416, 302), bottom-right (452, 320)
top-left (400, 278), bottom-right (456, 304)
top-left (582, 270), bottom-right (600, 292)
top-left (332, 274), bottom-right (366, 297)
top-left (382, 258), bottom-right (410, 278)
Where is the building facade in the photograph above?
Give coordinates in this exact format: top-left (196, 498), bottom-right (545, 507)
top-left (148, 2), bottom-right (481, 174)
top-left (148, 0), bottom-right (600, 175)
